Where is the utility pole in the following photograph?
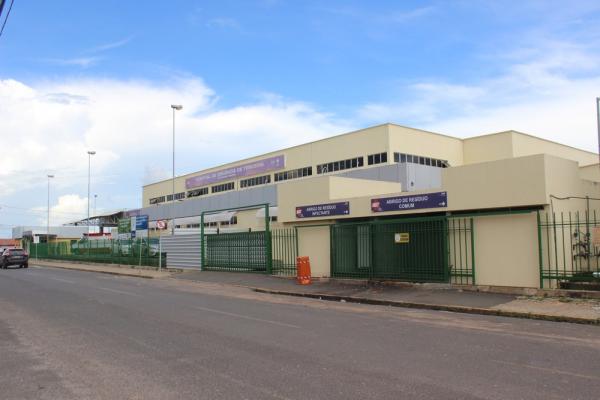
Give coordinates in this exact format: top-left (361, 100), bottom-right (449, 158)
top-left (47, 174), bottom-right (54, 242)
top-left (596, 97), bottom-right (600, 171)
top-left (170, 105), bottom-right (183, 235)
top-left (87, 151), bottom-right (96, 234)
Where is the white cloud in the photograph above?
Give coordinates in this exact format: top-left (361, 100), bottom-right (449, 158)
top-left (41, 57), bottom-right (102, 68)
top-left (206, 17), bottom-right (242, 31)
top-left (358, 39), bottom-right (600, 151)
top-left (88, 36), bottom-right (134, 53)
top-left (0, 76), bottom-right (347, 210)
top-left (31, 194), bottom-right (89, 226)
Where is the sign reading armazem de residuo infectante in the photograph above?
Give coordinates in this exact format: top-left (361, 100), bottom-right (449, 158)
top-left (296, 202), bottom-right (350, 218)
top-left (371, 191), bottom-right (448, 212)
top-left (185, 155), bottom-right (285, 189)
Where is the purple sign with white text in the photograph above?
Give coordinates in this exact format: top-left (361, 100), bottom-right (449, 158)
top-left (371, 191), bottom-right (448, 212)
top-left (185, 155), bottom-right (285, 189)
top-left (296, 202), bottom-right (350, 219)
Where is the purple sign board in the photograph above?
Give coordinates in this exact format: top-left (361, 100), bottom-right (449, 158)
top-left (371, 191), bottom-right (448, 212)
top-left (185, 155), bottom-right (285, 189)
top-left (296, 202), bottom-right (350, 219)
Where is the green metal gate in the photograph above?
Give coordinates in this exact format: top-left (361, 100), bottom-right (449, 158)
top-left (203, 228), bottom-right (297, 275)
top-left (330, 216), bottom-right (474, 283)
top-left (204, 231), bottom-right (268, 272)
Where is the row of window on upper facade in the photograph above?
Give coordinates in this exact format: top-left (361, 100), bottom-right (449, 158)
top-left (148, 150), bottom-right (448, 205)
top-left (393, 152), bottom-right (450, 168)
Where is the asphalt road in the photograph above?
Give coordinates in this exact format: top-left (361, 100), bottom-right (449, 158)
top-left (1, 266), bottom-right (599, 400)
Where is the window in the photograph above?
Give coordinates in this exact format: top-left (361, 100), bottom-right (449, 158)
top-left (240, 174), bottom-right (271, 188)
top-left (166, 192), bottom-right (185, 201)
top-left (211, 182), bottom-right (235, 193)
top-left (187, 187), bottom-right (209, 198)
top-left (149, 196), bottom-right (166, 205)
top-left (274, 166), bottom-right (312, 182)
top-left (317, 157), bottom-right (363, 174)
top-left (367, 152), bottom-right (387, 166)
top-left (393, 152), bottom-right (450, 168)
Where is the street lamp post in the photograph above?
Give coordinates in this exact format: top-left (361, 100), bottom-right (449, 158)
top-left (87, 151), bottom-right (96, 234)
top-left (47, 174), bottom-right (54, 243)
top-left (596, 97), bottom-right (600, 171)
top-left (170, 104), bottom-right (183, 235)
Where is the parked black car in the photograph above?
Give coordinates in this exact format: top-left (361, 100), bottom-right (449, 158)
top-left (1, 248), bottom-right (29, 269)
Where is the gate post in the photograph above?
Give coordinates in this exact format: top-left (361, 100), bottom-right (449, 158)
top-left (443, 217), bottom-right (450, 283)
top-left (537, 210), bottom-right (544, 289)
top-left (200, 212), bottom-right (205, 270)
top-left (470, 218), bottom-right (476, 285)
top-left (265, 204), bottom-right (272, 274)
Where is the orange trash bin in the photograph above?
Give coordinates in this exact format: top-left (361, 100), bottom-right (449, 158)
top-left (296, 256), bottom-right (311, 285)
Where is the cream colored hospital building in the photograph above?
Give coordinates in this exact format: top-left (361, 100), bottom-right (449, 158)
top-left (136, 123), bottom-right (600, 290)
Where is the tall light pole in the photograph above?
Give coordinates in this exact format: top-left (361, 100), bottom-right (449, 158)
top-left (87, 150), bottom-right (96, 234)
top-left (171, 104), bottom-right (183, 234)
top-left (94, 194), bottom-right (98, 217)
top-left (47, 174), bottom-right (54, 242)
top-left (596, 97), bottom-right (600, 171)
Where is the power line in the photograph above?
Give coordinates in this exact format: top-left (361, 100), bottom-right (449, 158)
top-left (0, 0), bottom-right (14, 38)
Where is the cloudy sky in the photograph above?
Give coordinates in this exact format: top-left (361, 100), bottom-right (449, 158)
top-left (1, 0), bottom-right (600, 236)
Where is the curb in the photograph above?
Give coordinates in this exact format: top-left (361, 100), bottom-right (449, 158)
top-left (32, 263), bottom-right (168, 279)
top-left (251, 288), bottom-right (600, 326)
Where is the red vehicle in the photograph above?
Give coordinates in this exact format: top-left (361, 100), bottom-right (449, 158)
top-left (1, 248), bottom-right (29, 269)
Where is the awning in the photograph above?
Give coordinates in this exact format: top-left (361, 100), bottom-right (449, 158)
top-left (150, 212), bottom-right (237, 227)
top-left (204, 211), bottom-right (237, 223)
top-left (256, 206), bottom-right (278, 218)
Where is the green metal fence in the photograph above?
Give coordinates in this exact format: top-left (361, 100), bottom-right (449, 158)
top-left (538, 210), bottom-right (600, 288)
top-left (29, 238), bottom-right (164, 268)
top-left (203, 229), bottom-right (298, 275)
top-left (448, 218), bottom-right (475, 285)
top-left (330, 216), bottom-right (474, 284)
top-left (271, 228), bottom-right (298, 276)
top-left (204, 231), bottom-right (268, 272)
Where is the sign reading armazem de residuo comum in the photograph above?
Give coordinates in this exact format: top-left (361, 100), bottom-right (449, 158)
top-left (185, 155), bottom-right (285, 189)
top-left (371, 191), bottom-right (448, 212)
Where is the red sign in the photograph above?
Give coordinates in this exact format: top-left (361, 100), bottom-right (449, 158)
top-left (156, 220), bottom-right (167, 230)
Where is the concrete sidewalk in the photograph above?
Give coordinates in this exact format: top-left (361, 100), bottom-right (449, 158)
top-left (31, 259), bottom-right (172, 279)
top-left (175, 270), bottom-right (600, 324)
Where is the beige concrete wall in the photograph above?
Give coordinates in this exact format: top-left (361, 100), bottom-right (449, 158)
top-left (512, 132), bottom-right (598, 166)
top-left (279, 155), bottom-right (554, 223)
top-left (463, 131), bottom-right (514, 165)
top-left (542, 156), bottom-right (600, 214)
top-left (442, 154), bottom-right (548, 210)
top-left (473, 213), bottom-right (539, 288)
top-left (388, 124), bottom-right (463, 166)
top-left (297, 225), bottom-right (331, 277)
top-left (579, 164), bottom-right (600, 182)
top-left (143, 124), bottom-right (395, 206)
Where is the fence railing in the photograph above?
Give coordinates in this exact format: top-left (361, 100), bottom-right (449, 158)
top-left (538, 210), bottom-right (600, 288)
top-left (271, 228), bottom-right (297, 276)
top-left (28, 238), bottom-right (164, 268)
top-left (203, 228), bottom-right (297, 275)
top-left (448, 217), bottom-right (475, 285)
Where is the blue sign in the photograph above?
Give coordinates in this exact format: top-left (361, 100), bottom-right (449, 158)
top-left (371, 192), bottom-right (448, 212)
top-left (135, 215), bottom-right (149, 230)
top-left (296, 202), bottom-right (350, 218)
